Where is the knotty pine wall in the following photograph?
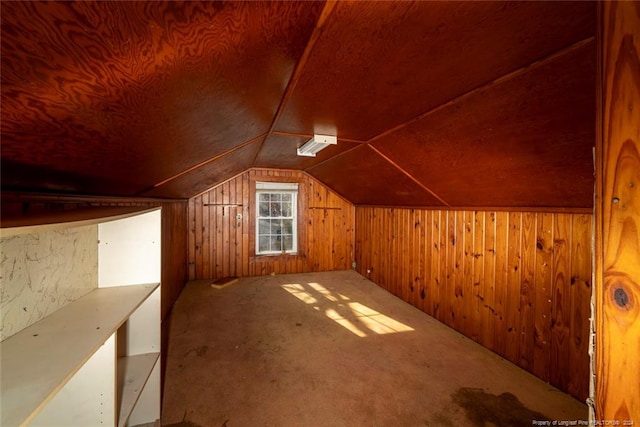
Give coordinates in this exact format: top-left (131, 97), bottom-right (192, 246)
top-left (355, 207), bottom-right (592, 401)
top-left (188, 168), bottom-right (355, 280)
top-left (595, 1), bottom-right (640, 419)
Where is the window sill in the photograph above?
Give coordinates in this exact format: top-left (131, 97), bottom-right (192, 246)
top-left (251, 252), bottom-right (303, 262)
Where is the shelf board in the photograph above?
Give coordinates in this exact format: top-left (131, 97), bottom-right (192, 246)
top-left (0, 283), bottom-right (160, 427)
top-left (117, 353), bottom-right (160, 427)
top-left (0, 206), bottom-right (160, 237)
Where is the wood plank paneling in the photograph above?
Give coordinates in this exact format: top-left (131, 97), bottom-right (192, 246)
top-left (570, 214), bottom-right (591, 402)
top-left (471, 211), bottom-right (484, 344)
top-left (465, 212), bottom-right (475, 337)
top-left (506, 212), bottom-right (522, 363)
top-left (533, 213), bottom-right (554, 383)
top-left (493, 212), bottom-right (509, 357)
top-left (160, 201), bottom-right (190, 320)
top-left (482, 212), bottom-right (497, 351)
top-left (448, 211), bottom-right (459, 329)
top-left (551, 214), bottom-right (572, 392)
top-left (188, 168), bottom-right (355, 280)
top-left (519, 212), bottom-right (536, 371)
top-left (595, 1), bottom-right (640, 421)
top-left (355, 206), bottom-right (592, 402)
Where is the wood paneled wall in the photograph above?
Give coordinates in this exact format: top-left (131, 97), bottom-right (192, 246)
top-left (355, 207), bottom-right (592, 401)
top-left (188, 168), bottom-right (355, 280)
top-left (595, 1), bottom-right (640, 420)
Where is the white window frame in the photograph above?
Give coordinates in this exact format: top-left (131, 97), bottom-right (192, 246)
top-left (255, 182), bottom-right (298, 255)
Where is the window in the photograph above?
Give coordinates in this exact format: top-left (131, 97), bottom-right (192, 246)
top-left (256, 182), bottom-right (298, 255)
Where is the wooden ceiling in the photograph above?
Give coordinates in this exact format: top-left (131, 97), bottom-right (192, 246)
top-left (1, 1), bottom-right (596, 208)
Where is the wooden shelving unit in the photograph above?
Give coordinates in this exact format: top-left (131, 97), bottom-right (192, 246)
top-left (0, 207), bottom-right (162, 427)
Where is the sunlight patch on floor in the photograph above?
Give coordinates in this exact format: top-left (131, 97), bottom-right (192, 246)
top-left (281, 282), bottom-right (414, 337)
top-left (281, 283), bottom-right (318, 304)
top-left (325, 308), bottom-right (368, 337)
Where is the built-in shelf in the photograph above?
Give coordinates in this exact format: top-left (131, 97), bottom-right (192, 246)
top-left (117, 353), bottom-right (161, 427)
top-left (0, 283), bottom-right (160, 427)
top-left (1, 206), bottom-right (162, 426)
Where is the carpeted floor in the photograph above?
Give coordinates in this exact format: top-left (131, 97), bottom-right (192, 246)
top-left (161, 270), bottom-right (587, 426)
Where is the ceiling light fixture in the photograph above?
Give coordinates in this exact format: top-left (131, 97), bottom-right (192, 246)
top-left (297, 134), bottom-right (337, 157)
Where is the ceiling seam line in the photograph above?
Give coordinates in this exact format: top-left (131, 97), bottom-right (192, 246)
top-left (368, 144), bottom-right (450, 207)
top-left (366, 35), bottom-right (596, 145)
top-left (188, 167), bottom-right (257, 200)
top-left (137, 133), bottom-right (267, 195)
top-left (304, 144), bottom-right (363, 173)
top-left (301, 169), bottom-right (354, 207)
top-left (251, 0), bottom-right (339, 166)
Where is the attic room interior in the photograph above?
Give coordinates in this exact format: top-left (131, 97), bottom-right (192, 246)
top-left (0, 1), bottom-right (638, 426)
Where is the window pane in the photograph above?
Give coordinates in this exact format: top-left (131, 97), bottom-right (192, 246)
top-left (270, 235), bottom-right (282, 251)
top-left (282, 202), bottom-right (292, 217)
top-left (256, 187), bottom-right (297, 254)
top-left (258, 236), bottom-right (270, 252)
top-left (270, 219), bottom-right (282, 234)
top-left (258, 219), bottom-right (270, 234)
top-left (283, 235), bottom-right (293, 251)
top-left (270, 202), bottom-right (282, 217)
top-left (283, 219), bottom-right (293, 234)
top-left (259, 201), bottom-right (270, 217)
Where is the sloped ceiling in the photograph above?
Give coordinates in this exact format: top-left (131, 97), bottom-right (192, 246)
top-left (1, 1), bottom-right (596, 208)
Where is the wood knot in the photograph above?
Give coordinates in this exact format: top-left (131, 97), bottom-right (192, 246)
top-left (614, 288), bottom-right (627, 306)
top-left (607, 277), bottom-right (635, 313)
top-left (612, 285), bottom-right (632, 309)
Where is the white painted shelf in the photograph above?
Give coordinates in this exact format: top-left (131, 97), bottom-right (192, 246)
top-left (1, 206), bottom-right (162, 426)
top-left (0, 283), bottom-right (160, 427)
top-left (117, 353), bottom-right (160, 427)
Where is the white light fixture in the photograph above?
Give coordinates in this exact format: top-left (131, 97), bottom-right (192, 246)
top-left (297, 134), bottom-right (337, 157)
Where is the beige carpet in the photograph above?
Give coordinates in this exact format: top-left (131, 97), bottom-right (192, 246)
top-left (161, 270), bottom-right (587, 426)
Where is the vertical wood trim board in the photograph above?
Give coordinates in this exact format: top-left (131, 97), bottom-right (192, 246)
top-left (595, 1), bottom-right (640, 421)
top-left (355, 207), bottom-right (592, 402)
top-left (188, 168), bottom-right (355, 280)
